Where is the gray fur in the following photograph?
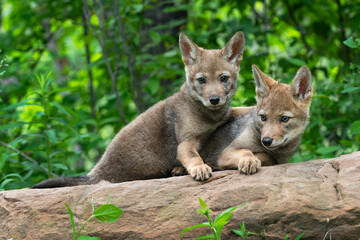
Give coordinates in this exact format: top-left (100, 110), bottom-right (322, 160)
top-left (32, 32), bottom-right (245, 188)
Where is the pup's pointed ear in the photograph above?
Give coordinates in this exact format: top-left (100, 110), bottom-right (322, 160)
top-left (222, 32), bottom-right (245, 65)
top-left (252, 65), bottom-right (277, 98)
top-left (179, 33), bottom-right (201, 66)
top-left (290, 66), bottom-right (312, 100)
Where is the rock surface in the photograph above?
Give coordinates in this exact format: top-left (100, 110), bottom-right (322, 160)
top-left (1, 152), bottom-right (360, 240)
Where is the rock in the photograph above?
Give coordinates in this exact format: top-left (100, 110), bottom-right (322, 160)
top-left (1, 152), bottom-right (360, 240)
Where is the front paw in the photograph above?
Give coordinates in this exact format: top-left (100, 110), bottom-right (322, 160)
top-left (189, 164), bottom-right (212, 181)
top-left (238, 156), bottom-right (261, 175)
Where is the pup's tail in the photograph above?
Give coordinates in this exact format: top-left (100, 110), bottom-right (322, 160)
top-left (31, 176), bottom-right (91, 189)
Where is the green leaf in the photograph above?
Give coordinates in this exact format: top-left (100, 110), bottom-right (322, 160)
top-left (339, 139), bottom-right (353, 147)
top-left (214, 213), bottom-right (231, 227)
top-left (198, 197), bottom-right (208, 209)
top-left (78, 236), bottom-right (101, 240)
top-left (2, 99), bottom-right (41, 111)
top-left (231, 229), bottom-right (244, 237)
top-left (197, 208), bottom-right (211, 215)
top-left (50, 117), bottom-right (80, 137)
top-left (148, 77), bottom-right (159, 95)
top-left (284, 234), bottom-right (289, 240)
top-left (0, 178), bottom-right (16, 190)
top-left (1, 173), bottom-right (24, 181)
top-left (36, 111), bottom-right (45, 117)
top-left (288, 58), bottom-right (307, 67)
top-left (196, 235), bottom-right (215, 239)
top-left (93, 204), bottom-right (123, 223)
top-left (64, 202), bottom-right (76, 239)
top-left (214, 203), bottom-right (245, 224)
top-left (53, 163), bottom-right (68, 171)
top-left (149, 30), bottom-right (161, 43)
top-left (0, 122), bottom-right (29, 130)
top-left (48, 87), bottom-right (73, 96)
top-left (294, 232), bottom-right (306, 240)
top-left (50, 102), bottom-right (71, 116)
top-left (179, 223), bottom-right (211, 237)
top-left (45, 129), bottom-right (58, 143)
top-left (341, 87), bottom-right (360, 93)
top-left (240, 221), bottom-right (246, 232)
top-left (163, 50), bottom-right (177, 58)
top-left (343, 36), bottom-right (358, 48)
top-left (350, 120), bottom-right (360, 135)
top-left (315, 146), bottom-right (341, 155)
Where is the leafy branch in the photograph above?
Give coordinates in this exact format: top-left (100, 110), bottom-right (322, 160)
top-left (65, 193), bottom-right (123, 240)
top-left (180, 197), bottom-right (245, 240)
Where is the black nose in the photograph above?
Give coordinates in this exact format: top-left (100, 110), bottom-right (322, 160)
top-left (262, 137), bottom-right (273, 147)
top-left (209, 96), bottom-right (220, 105)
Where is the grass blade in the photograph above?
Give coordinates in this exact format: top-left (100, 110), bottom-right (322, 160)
top-left (179, 223), bottom-right (210, 238)
top-left (64, 202), bottom-right (76, 239)
top-left (294, 232), bottom-right (306, 240)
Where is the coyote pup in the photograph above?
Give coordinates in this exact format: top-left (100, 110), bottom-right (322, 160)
top-left (33, 32), bottom-right (245, 188)
top-left (201, 65), bottom-right (312, 174)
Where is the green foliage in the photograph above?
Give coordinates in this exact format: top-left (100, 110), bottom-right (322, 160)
top-left (284, 232), bottom-right (306, 240)
top-left (0, 0), bottom-right (359, 190)
top-left (344, 36), bottom-right (360, 49)
top-left (231, 222), bottom-right (305, 240)
top-left (180, 197), bottom-right (245, 239)
top-left (65, 193), bottom-right (123, 240)
top-left (180, 198), bottom-right (306, 239)
top-left (231, 222), bottom-right (254, 239)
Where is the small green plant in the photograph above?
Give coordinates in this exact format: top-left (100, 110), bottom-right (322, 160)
top-left (179, 197), bottom-right (245, 240)
top-left (343, 36), bottom-right (360, 140)
top-left (64, 193), bottom-right (123, 240)
top-left (231, 221), bottom-right (305, 240)
top-left (231, 221), bottom-right (255, 239)
top-left (284, 232), bottom-right (306, 240)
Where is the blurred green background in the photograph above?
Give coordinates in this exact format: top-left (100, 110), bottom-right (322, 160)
top-left (0, 0), bottom-right (359, 190)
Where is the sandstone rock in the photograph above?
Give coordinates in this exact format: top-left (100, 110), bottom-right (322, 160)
top-left (1, 152), bottom-right (360, 240)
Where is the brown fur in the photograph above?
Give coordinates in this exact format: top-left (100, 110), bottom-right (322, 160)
top-left (197, 64), bottom-right (313, 175)
top-left (32, 32), bottom-right (245, 188)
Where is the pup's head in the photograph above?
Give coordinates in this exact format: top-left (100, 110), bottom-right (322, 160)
top-left (179, 32), bottom-right (245, 110)
top-left (252, 65), bottom-right (312, 150)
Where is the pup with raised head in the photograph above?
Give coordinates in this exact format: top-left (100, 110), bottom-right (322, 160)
top-left (32, 32), bottom-right (245, 188)
top-left (199, 64), bottom-right (312, 174)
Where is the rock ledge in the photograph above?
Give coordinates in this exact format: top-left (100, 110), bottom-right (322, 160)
top-left (1, 152), bottom-right (360, 239)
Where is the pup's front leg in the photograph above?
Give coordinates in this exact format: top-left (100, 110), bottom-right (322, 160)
top-left (177, 139), bottom-right (212, 181)
top-left (218, 147), bottom-right (261, 175)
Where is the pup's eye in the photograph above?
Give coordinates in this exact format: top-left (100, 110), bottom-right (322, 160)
top-left (197, 77), bottom-right (206, 84)
top-left (260, 114), bottom-right (267, 122)
top-left (220, 75), bottom-right (229, 83)
top-left (280, 116), bottom-right (290, 123)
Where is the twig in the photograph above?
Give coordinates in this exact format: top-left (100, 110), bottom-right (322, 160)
top-left (335, 0), bottom-right (350, 63)
top-left (113, 0), bottom-right (143, 113)
top-left (323, 218), bottom-right (332, 240)
top-left (0, 140), bottom-right (57, 177)
top-left (283, 0), bottom-right (312, 56)
top-left (83, 0), bottom-right (128, 124)
top-left (250, 0), bottom-right (264, 24)
top-left (81, 9), bottom-right (96, 121)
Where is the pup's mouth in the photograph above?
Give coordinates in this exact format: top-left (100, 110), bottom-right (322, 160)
top-left (205, 104), bottom-right (225, 110)
top-left (262, 138), bottom-right (288, 150)
top-left (202, 99), bottom-right (226, 110)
